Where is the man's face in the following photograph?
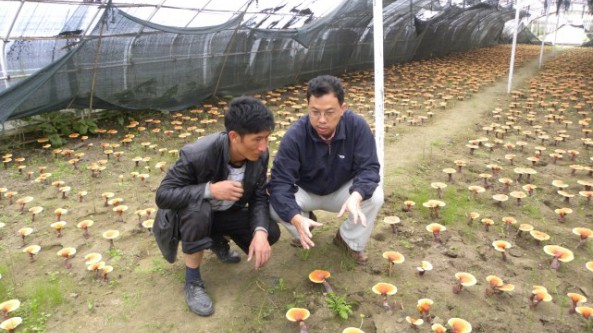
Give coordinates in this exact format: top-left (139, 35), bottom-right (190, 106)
top-left (307, 93), bottom-right (346, 139)
top-left (230, 130), bottom-right (270, 162)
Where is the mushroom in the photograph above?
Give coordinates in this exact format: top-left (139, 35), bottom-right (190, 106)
top-left (382, 251), bottom-right (405, 276)
top-left (567, 292), bottom-right (587, 314)
top-left (431, 323), bottom-right (447, 333)
top-left (492, 194), bottom-right (508, 207)
top-left (54, 208), bottom-right (67, 221)
top-left (522, 184), bottom-right (537, 196)
top-left (423, 200), bottom-right (446, 219)
top-left (16, 196), bottom-right (33, 213)
top-left (135, 209), bottom-right (147, 225)
top-left (59, 186), bottom-right (71, 199)
top-left (142, 219), bottom-right (154, 233)
top-left (417, 298), bottom-right (433, 322)
top-left (529, 285), bottom-right (552, 309)
top-left (403, 200), bottom-right (416, 212)
top-left (454, 160), bottom-right (466, 173)
top-left (22, 244), bottom-right (41, 262)
top-left (285, 308), bottom-right (310, 333)
top-left (0, 317), bottom-right (22, 333)
top-left (447, 318), bottom-right (472, 333)
top-left (492, 240), bottom-right (512, 261)
top-left (426, 223), bottom-right (446, 244)
top-left (101, 265), bottom-right (114, 282)
top-left (77, 220), bottom-right (94, 239)
top-left (113, 205), bottom-right (128, 223)
top-left (84, 253), bottom-right (102, 266)
top-left (383, 216), bottom-right (401, 234)
top-left (431, 182), bottom-right (447, 198)
top-left (498, 178), bottom-right (514, 192)
top-left (308, 270), bottom-right (333, 293)
top-left (576, 306), bottom-right (593, 320)
top-left (516, 223), bottom-right (533, 238)
top-left (56, 247), bottom-right (77, 269)
top-left (530, 230), bottom-right (550, 245)
top-left (481, 218), bottom-right (494, 232)
top-left (466, 212), bottom-right (480, 225)
top-left (554, 207), bottom-right (573, 223)
top-left (509, 191), bottom-right (527, 205)
top-left (103, 230), bottom-right (121, 249)
top-left (87, 261), bottom-right (106, 279)
top-left (342, 328), bottom-right (365, 333)
top-left (28, 206), bottom-right (43, 222)
top-left (101, 192), bottom-right (114, 207)
top-left (77, 191), bottom-right (88, 203)
top-left (485, 275), bottom-right (514, 296)
top-left (50, 221), bottom-right (67, 238)
top-left (479, 173), bottom-right (492, 187)
top-left (557, 190), bottom-right (575, 203)
top-left (0, 300), bottom-right (20, 320)
top-left (452, 272), bottom-right (476, 294)
top-left (442, 168), bottom-right (456, 182)
top-left (4, 191), bottom-right (17, 205)
top-left (579, 191), bottom-right (593, 203)
top-left (467, 186), bottom-right (485, 199)
top-left (371, 282), bottom-right (397, 311)
top-left (543, 245), bottom-right (574, 270)
top-left (573, 227), bottom-right (593, 248)
top-left (405, 316), bottom-right (424, 329)
top-left (501, 216), bottom-right (517, 238)
top-left (416, 261), bottom-right (433, 277)
top-left (17, 227), bottom-right (33, 247)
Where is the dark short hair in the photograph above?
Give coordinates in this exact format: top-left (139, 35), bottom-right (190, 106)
top-left (306, 75), bottom-right (345, 105)
top-left (224, 96), bottom-right (275, 135)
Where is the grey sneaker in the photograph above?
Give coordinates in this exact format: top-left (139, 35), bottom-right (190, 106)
top-left (210, 241), bottom-right (241, 264)
top-left (184, 281), bottom-right (214, 316)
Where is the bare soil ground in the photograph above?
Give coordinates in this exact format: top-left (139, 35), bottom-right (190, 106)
top-left (1, 44), bottom-right (592, 333)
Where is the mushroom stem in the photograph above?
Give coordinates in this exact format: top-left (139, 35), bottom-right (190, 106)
top-left (501, 251), bottom-right (507, 262)
top-left (577, 238), bottom-right (586, 249)
top-left (432, 231), bottom-right (442, 244)
top-left (28, 253), bottom-right (35, 263)
top-left (322, 281), bottom-right (334, 293)
top-left (298, 320), bottom-right (308, 333)
top-left (390, 224), bottom-right (398, 234)
top-left (550, 257), bottom-right (560, 270)
top-left (452, 283), bottom-right (462, 294)
top-left (83, 228), bottom-right (90, 240)
top-left (569, 302), bottom-right (576, 314)
top-left (381, 295), bottom-right (392, 311)
top-left (109, 239), bottom-right (115, 250)
top-left (64, 258), bottom-right (72, 269)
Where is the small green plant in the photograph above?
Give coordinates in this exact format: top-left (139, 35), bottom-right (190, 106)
top-left (326, 292), bottom-right (353, 320)
top-left (296, 249), bottom-right (311, 261)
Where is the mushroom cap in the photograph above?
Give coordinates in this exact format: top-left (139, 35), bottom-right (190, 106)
top-left (442, 168), bottom-right (456, 174)
top-left (586, 261), bottom-right (593, 272)
top-left (28, 206), bottom-right (44, 214)
top-left (0, 317), bottom-right (23, 330)
top-left (551, 180), bottom-right (568, 188)
top-left (403, 200), bottom-right (416, 207)
top-left (555, 207), bottom-right (573, 215)
top-left (576, 306), bottom-right (593, 319)
top-left (557, 190), bottom-right (575, 198)
top-left (423, 200), bottom-right (446, 208)
top-left (102, 265), bottom-right (114, 274)
top-left (468, 212), bottom-right (480, 219)
top-left (51, 221), bottom-right (67, 230)
top-left (372, 282), bottom-right (397, 296)
top-left (426, 223), bottom-right (446, 233)
top-left (383, 216), bottom-right (401, 225)
top-left (498, 284), bottom-right (515, 292)
top-left (23, 244), bottom-right (41, 255)
top-left (342, 328), bottom-right (365, 333)
top-left (431, 323), bottom-right (448, 333)
top-left (492, 240), bottom-right (512, 252)
top-left (492, 194), bottom-right (509, 202)
top-left (102, 230), bottom-right (121, 240)
top-left (382, 251), bottom-right (405, 264)
top-left (88, 261), bottom-right (106, 271)
top-left (518, 223), bottom-right (534, 232)
top-left (108, 198), bottom-right (124, 206)
top-left (509, 191), bottom-right (527, 199)
top-left (57, 247), bottom-right (77, 258)
top-left (580, 191), bottom-right (593, 198)
top-left (417, 298), bottom-right (434, 311)
top-left (417, 260), bottom-right (433, 272)
top-left (431, 182), bottom-right (448, 189)
top-left (543, 245), bottom-right (574, 262)
top-left (454, 272), bottom-right (477, 287)
top-left (447, 317), bottom-right (472, 333)
top-left (573, 227), bottom-right (593, 239)
top-left (102, 192), bottom-right (115, 198)
top-left (481, 218), bottom-right (494, 225)
top-left (84, 253), bottom-right (103, 265)
top-left (77, 220), bottom-right (94, 228)
top-left (498, 177), bottom-right (513, 185)
top-left (567, 292), bottom-right (587, 304)
top-left (486, 275), bottom-right (503, 287)
top-left (532, 288), bottom-right (552, 302)
top-left (467, 185), bottom-right (485, 193)
top-left (142, 219), bottom-right (154, 229)
top-left (16, 196), bottom-right (34, 204)
top-left (501, 216), bottom-right (517, 224)
top-left (18, 227), bottom-right (33, 236)
top-left (113, 205), bottom-right (129, 212)
top-left (530, 230), bottom-right (550, 241)
top-left (285, 308), bottom-right (310, 322)
top-left (0, 299), bottom-right (20, 313)
top-left (308, 269), bottom-right (331, 284)
top-left (405, 316), bottom-right (424, 326)
top-left (54, 208), bottom-right (68, 215)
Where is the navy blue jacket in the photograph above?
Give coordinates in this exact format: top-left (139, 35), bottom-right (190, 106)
top-left (269, 110), bottom-right (380, 222)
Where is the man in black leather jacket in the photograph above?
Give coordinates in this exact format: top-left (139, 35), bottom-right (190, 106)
top-left (155, 96), bottom-right (279, 316)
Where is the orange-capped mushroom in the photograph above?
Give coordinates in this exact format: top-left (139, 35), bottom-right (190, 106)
top-left (543, 245), bottom-right (574, 270)
top-left (0, 317), bottom-right (22, 332)
top-left (0, 300), bottom-right (20, 320)
top-left (286, 308), bottom-right (310, 333)
top-left (567, 292), bottom-right (587, 314)
top-left (426, 223), bottom-right (446, 244)
top-left (573, 227), bottom-right (593, 248)
top-left (452, 272), bottom-right (476, 294)
top-left (372, 282), bottom-right (397, 310)
top-left (447, 317), bottom-right (472, 333)
top-left (492, 240), bottom-right (512, 261)
top-left (308, 270), bottom-right (333, 293)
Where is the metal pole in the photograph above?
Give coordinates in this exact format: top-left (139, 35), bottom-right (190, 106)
top-left (539, 2), bottom-right (550, 68)
top-left (373, 0), bottom-right (385, 183)
top-left (507, 0), bottom-right (521, 94)
top-left (553, 8), bottom-right (561, 45)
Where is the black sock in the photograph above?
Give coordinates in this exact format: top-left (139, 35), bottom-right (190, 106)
top-left (185, 266), bottom-right (202, 286)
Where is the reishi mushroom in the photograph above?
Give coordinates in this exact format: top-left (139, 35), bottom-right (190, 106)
top-left (308, 270), bottom-right (333, 293)
top-left (543, 245), bottom-right (574, 270)
top-left (382, 251), bottom-right (405, 276)
top-left (22, 244), bottom-right (41, 263)
top-left (567, 292), bottom-right (587, 314)
top-left (426, 223), bottom-right (446, 244)
top-left (447, 317), bottom-right (472, 333)
top-left (572, 227), bottom-right (593, 248)
top-left (452, 272), bottom-right (476, 294)
top-left (77, 220), bottom-right (94, 239)
top-left (0, 300), bottom-right (20, 320)
top-left (529, 285), bottom-right (552, 309)
top-left (103, 230), bottom-right (120, 249)
top-left (416, 261), bottom-right (433, 277)
top-left (371, 282), bottom-right (397, 311)
top-left (417, 298), bottom-right (433, 322)
top-left (285, 308), bottom-right (310, 333)
top-left (492, 240), bottom-right (512, 261)
top-left (383, 216), bottom-right (401, 234)
top-left (0, 317), bottom-right (22, 333)
top-left (56, 247), bottom-right (77, 269)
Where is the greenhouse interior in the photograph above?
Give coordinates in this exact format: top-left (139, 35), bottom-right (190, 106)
top-left (0, 0), bottom-right (593, 332)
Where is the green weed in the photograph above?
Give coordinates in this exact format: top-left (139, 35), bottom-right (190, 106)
top-left (326, 292), bottom-right (353, 320)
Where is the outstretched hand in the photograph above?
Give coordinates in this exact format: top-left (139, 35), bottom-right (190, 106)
top-left (291, 215), bottom-right (323, 250)
top-left (248, 230), bottom-right (271, 269)
top-left (338, 192), bottom-right (367, 226)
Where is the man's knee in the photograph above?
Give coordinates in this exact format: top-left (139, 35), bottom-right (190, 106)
top-left (367, 187), bottom-right (384, 209)
top-left (267, 221), bottom-right (281, 245)
top-left (179, 205), bottom-right (213, 253)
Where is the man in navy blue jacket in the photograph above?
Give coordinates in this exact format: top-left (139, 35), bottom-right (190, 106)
top-left (269, 75), bottom-right (383, 264)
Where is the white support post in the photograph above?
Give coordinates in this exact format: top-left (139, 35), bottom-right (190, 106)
top-left (553, 8), bottom-right (561, 45)
top-left (373, 0), bottom-right (385, 183)
top-left (507, 0), bottom-right (521, 94)
top-left (539, 2), bottom-right (550, 68)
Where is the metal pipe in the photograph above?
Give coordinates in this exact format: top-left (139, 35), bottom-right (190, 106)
top-left (507, 0), bottom-right (521, 94)
top-left (539, 0), bottom-right (550, 68)
top-left (373, 0), bottom-right (385, 183)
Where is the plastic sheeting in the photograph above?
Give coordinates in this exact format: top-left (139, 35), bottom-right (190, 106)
top-left (0, 0), bottom-right (519, 123)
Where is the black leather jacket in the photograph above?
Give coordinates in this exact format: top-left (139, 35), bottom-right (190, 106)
top-left (155, 132), bottom-right (271, 233)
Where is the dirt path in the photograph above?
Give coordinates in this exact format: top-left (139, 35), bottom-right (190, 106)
top-left (382, 49), bottom-right (560, 192)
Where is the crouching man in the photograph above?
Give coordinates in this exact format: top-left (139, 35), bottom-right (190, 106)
top-left (155, 96), bottom-right (280, 316)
